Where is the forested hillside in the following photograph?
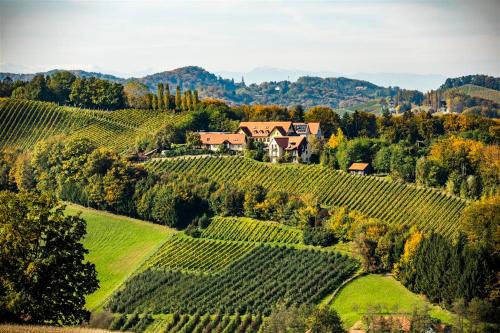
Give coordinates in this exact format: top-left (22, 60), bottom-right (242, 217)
top-left (1, 66), bottom-right (395, 109)
top-left (0, 69), bottom-right (125, 84)
top-left (439, 74), bottom-right (500, 90)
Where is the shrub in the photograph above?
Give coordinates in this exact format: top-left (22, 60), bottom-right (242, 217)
top-left (303, 227), bottom-right (336, 247)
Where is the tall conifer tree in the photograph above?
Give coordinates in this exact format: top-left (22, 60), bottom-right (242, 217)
top-left (193, 90), bottom-right (199, 109)
top-left (157, 83), bottom-right (164, 109)
top-left (181, 93), bottom-right (186, 111)
top-left (165, 84), bottom-right (170, 110)
top-left (152, 95), bottom-right (158, 110)
top-left (175, 85), bottom-right (181, 110)
top-left (186, 90), bottom-right (193, 110)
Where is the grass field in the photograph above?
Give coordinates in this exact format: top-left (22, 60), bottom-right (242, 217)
top-left (331, 274), bottom-right (455, 329)
top-left (65, 204), bottom-right (175, 310)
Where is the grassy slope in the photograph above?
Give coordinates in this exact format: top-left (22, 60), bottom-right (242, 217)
top-left (455, 84), bottom-right (500, 104)
top-left (331, 274), bottom-right (454, 329)
top-left (65, 204), bottom-right (175, 310)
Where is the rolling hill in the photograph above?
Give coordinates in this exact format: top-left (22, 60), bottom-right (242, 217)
top-left (0, 98), bottom-right (188, 153)
top-left (1, 66), bottom-right (394, 109)
top-left (132, 67), bottom-right (396, 108)
top-left (70, 206), bottom-right (458, 332)
top-left (146, 156), bottom-right (467, 237)
top-left (453, 84), bottom-right (500, 105)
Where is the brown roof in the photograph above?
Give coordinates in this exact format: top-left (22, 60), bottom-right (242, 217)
top-left (272, 136), bottom-right (306, 151)
top-left (308, 122), bottom-right (320, 135)
top-left (200, 133), bottom-right (246, 145)
top-left (239, 121), bottom-right (292, 137)
top-left (348, 162), bottom-right (370, 171)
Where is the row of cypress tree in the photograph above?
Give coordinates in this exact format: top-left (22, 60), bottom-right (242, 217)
top-left (145, 83), bottom-right (200, 111)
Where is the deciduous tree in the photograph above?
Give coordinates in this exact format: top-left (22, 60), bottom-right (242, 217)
top-left (0, 191), bottom-right (98, 325)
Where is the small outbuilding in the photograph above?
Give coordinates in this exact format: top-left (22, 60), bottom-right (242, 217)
top-left (348, 162), bottom-right (372, 175)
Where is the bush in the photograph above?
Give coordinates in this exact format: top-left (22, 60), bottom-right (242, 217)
top-left (303, 227), bottom-right (336, 247)
top-left (185, 224), bottom-right (202, 238)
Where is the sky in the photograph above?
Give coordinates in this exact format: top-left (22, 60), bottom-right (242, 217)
top-left (0, 0), bottom-right (499, 79)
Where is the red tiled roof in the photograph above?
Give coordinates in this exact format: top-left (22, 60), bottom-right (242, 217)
top-left (308, 122), bottom-right (320, 135)
top-left (200, 133), bottom-right (246, 145)
top-left (348, 162), bottom-right (370, 171)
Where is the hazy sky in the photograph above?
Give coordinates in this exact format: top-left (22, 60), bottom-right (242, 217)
top-left (0, 0), bottom-right (499, 78)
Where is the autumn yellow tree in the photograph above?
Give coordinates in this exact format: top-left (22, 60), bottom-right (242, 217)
top-left (327, 128), bottom-right (345, 149)
top-left (394, 229), bottom-right (423, 278)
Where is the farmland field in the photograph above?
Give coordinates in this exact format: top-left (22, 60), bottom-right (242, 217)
top-left (130, 313), bottom-right (262, 333)
top-left (331, 274), bottom-right (455, 328)
top-left (65, 204), bottom-right (175, 310)
top-left (202, 216), bottom-right (303, 244)
top-left (146, 156), bottom-right (467, 236)
top-left (142, 235), bottom-right (257, 274)
top-left (109, 244), bottom-right (358, 315)
top-left (0, 98), bottom-right (188, 153)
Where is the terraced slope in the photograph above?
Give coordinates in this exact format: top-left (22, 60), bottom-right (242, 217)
top-left (0, 98), bottom-right (187, 152)
top-left (202, 216), bottom-right (302, 244)
top-left (147, 157), bottom-right (467, 236)
top-left (142, 235), bottom-right (256, 274)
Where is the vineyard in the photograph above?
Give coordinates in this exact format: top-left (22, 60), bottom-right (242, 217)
top-left (109, 245), bottom-right (358, 315)
top-left (0, 98), bottom-right (188, 152)
top-left (202, 216), bottom-right (303, 244)
top-left (454, 84), bottom-right (500, 104)
top-left (146, 156), bottom-right (467, 236)
top-left (142, 235), bottom-right (256, 274)
top-left (108, 312), bottom-right (262, 333)
top-left (160, 312), bottom-right (262, 333)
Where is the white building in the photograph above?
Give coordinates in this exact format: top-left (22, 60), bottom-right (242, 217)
top-left (268, 136), bottom-right (310, 163)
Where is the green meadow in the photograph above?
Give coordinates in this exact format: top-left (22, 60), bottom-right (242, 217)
top-left (65, 204), bottom-right (175, 310)
top-left (331, 274), bottom-right (455, 329)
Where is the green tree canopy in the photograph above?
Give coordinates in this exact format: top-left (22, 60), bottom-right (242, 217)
top-left (0, 191), bottom-right (98, 325)
top-left (47, 71), bottom-right (76, 104)
top-left (304, 106), bottom-right (341, 138)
